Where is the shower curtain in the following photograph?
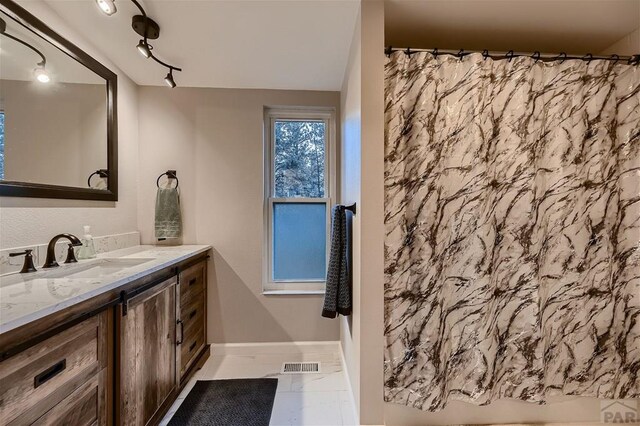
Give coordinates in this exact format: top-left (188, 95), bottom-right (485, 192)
top-left (384, 51), bottom-right (639, 411)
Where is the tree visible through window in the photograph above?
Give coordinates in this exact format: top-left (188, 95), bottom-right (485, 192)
top-left (265, 109), bottom-right (334, 293)
top-left (274, 121), bottom-right (325, 198)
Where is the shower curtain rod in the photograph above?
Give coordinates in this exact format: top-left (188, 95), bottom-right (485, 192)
top-left (385, 47), bottom-right (640, 65)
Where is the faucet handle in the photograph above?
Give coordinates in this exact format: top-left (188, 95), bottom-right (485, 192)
top-left (9, 249), bottom-right (38, 273)
top-left (65, 244), bottom-right (79, 264)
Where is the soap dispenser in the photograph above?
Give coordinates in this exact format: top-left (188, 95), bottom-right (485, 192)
top-left (77, 225), bottom-right (97, 260)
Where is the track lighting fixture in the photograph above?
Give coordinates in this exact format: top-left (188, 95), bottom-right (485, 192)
top-left (164, 69), bottom-right (176, 88)
top-left (0, 18), bottom-right (50, 84)
top-left (33, 62), bottom-right (51, 83)
top-left (136, 39), bottom-right (152, 58)
top-left (94, 0), bottom-right (182, 87)
top-left (96, 0), bottom-right (117, 16)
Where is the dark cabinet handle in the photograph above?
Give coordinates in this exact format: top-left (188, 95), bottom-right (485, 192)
top-left (189, 309), bottom-right (197, 319)
top-left (34, 359), bottom-right (66, 388)
top-left (189, 341), bottom-right (197, 352)
top-left (177, 320), bottom-right (184, 345)
top-left (189, 278), bottom-right (197, 286)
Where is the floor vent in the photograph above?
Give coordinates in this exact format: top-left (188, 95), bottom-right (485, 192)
top-left (281, 362), bottom-right (321, 374)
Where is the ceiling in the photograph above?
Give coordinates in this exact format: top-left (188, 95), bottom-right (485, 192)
top-left (40, 0), bottom-right (360, 90)
top-left (385, 0), bottom-right (640, 54)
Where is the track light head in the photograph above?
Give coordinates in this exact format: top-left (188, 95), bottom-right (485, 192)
top-left (96, 0), bottom-right (116, 16)
top-left (164, 70), bottom-right (176, 88)
top-left (33, 63), bottom-right (50, 83)
top-left (136, 40), bottom-right (152, 58)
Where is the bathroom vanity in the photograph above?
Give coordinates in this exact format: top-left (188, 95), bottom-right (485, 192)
top-left (0, 245), bottom-right (211, 425)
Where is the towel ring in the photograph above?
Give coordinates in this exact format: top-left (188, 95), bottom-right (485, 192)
top-left (87, 169), bottom-right (109, 188)
top-left (157, 170), bottom-right (179, 188)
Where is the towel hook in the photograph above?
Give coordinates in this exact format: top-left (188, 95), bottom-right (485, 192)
top-left (157, 170), bottom-right (179, 188)
top-left (344, 203), bottom-right (356, 215)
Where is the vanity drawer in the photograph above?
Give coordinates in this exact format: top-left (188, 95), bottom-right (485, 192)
top-left (181, 293), bottom-right (204, 331)
top-left (32, 368), bottom-right (106, 426)
top-left (179, 261), bottom-right (206, 305)
top-left (180, 322), bottom-right (205, 376)
top-left (0, 312), bottom-right (108, 426)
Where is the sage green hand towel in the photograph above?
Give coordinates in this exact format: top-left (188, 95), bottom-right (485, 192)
top-left (155, 187), bottom-right (182, 240)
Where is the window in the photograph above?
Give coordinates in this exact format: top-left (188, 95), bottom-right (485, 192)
top-left (264, 108), bottom-right (335, 294)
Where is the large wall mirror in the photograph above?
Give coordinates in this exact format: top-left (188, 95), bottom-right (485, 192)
top-left (0, 0), bottom-right (117, 200)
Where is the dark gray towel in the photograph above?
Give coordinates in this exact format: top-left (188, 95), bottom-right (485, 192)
top-left (322, 205), bottom-right (352, 318)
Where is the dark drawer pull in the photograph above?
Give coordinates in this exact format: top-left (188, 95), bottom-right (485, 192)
top-left (189, 309), bottom-right (197, 319)
top-left (189, 278), bottom-right (197, 286)
top-left (34, 359), bottom-right (66, 388)
top-left (189, 341), bottom-right (197, 352)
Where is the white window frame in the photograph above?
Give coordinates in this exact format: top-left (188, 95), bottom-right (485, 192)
top-left (263, 107), bottom-right (336, 295)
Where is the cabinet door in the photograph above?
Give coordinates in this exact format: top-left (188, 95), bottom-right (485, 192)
top-left (118, 276), bottom-right (177, 426)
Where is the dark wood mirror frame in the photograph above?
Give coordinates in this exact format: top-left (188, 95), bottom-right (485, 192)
top-left (0, 0), bottom-right (118, 201)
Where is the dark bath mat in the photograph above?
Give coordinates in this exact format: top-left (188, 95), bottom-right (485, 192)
top-left (168, 379), bottom-right (278, 426)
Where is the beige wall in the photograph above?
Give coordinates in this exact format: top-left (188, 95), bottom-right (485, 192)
top-left (359, 1), bottom-right (386, 424)
top-left (137, 86), bottom-right (340, 343)
top-left (339, 1), bottom-right (386, 424)
top-left (340, 5), bottom-right (362, 421)
top-left (1, 80), bottom-right (106, 187)
top-left (0, 1), bottom-right (139, 250)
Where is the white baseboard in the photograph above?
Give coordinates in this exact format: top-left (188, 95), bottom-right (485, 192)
top-left (211, 341), bottom-right (340, 356)
top-left (339, 341), bottom-right (360, 426)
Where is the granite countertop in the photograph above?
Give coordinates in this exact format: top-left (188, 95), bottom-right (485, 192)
top-left (0, 245), bottom-right (211, 335)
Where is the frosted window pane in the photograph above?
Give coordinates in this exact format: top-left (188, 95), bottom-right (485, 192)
top-left (274, 121), bottom-right (325, 198)
top-left (273, 203), bottom-right (326, 281)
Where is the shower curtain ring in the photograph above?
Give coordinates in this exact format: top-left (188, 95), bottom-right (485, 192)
top-left (432, 48), bottom-right (438, 58)
top-left (554, 52), bottom-right (567, 63)
top-left (482, 49), bottom-right (490, 60)
top-left (610, 54), bottom-right (620, 64)
top-left (405, 47), bottom-right (412, 56)
top-left (532, 51), bottom-right (541, 63)
top-left (385, 46), bottom-right (393, 58)
top-left (457, 49), bottom-right (464, 60)
top-left (582, 53), bottom-right (593, 62)
top-left (628, 55), bottom-right (639, 66)
top-left (506, 50), bottom-right (515, 62)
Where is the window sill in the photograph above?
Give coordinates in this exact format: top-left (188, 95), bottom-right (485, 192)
top-left (263, 289), bottom-right (326, 296)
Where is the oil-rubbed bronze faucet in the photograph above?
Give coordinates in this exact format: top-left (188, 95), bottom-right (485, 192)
top-left (43, 234), bottom-right (83, 268)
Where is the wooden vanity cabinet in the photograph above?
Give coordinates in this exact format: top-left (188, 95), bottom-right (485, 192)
top-left (0, 252), bottom-right (210, 426)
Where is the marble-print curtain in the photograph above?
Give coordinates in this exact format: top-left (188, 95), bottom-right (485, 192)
top-left (384, 51), bottom-right (640, 412)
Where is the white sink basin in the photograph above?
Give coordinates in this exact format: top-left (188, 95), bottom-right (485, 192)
top-left (66, 258), bottom-right (153, 278)
top-left (49, 258), bottom-right (154, 279)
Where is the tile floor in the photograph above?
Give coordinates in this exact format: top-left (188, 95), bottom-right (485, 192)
top-left (160, 343), bottom-right (358, 426)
